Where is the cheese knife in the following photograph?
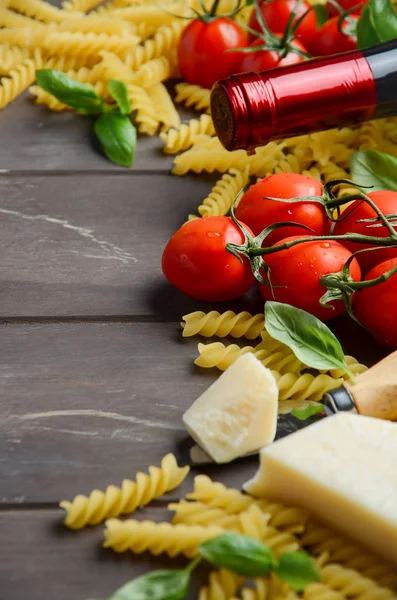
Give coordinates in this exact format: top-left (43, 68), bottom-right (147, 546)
top-left (188, 349), bottom-right (397, 465)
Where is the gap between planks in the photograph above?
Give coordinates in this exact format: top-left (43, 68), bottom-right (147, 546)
top-left (0, 498), bottom-right (183, 512)
top-left (0, 316), bottom-right (182, 324)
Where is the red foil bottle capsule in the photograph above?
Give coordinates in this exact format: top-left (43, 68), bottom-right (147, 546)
top-left (210, 41), bottom-right (397, 151)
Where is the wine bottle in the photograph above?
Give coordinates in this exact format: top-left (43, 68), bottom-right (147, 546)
top-left (210, 40), bottom-right (397, 151)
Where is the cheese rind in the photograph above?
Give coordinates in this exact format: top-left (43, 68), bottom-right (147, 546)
top-left (245, 413), bottom-right (397, 564)
top-left (183, 354), bottom-right (278, 463)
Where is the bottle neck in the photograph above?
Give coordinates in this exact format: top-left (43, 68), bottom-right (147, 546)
top-left (211, 40), bottom-right (397, 151)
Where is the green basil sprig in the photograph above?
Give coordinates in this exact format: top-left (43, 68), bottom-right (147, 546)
top-left (35, 70), bottom-right (136, 168)
top-left (91, 532), bottom-right (320, 600)
top-left (350, 149), bottom-right (397, 192)
top-left (291, 404), bottom-right (325, 420)
top-left (265, 301), bottom-right (355, 380)
top-left (94, 113), bottom-right (136, 168)
top-left (356, 0), bottom-right (397, 48)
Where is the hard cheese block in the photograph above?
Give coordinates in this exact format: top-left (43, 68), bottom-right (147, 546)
top-left (245, 413), bottom-right (397, 564)
top-left (183, 353), bottom-right (278, 463)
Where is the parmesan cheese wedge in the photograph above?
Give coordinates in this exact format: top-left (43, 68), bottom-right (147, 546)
top-left (183, 353), bottom-right (278, 464)
top-left (245, 412), bottom-right (397, 564)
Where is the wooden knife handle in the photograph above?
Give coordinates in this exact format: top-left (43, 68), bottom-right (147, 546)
top-left (344, 350), bottom-right (397, 421)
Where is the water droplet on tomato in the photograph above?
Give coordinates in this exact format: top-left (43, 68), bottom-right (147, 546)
top-left (287, 209), bottom-right (293, 215)
top-left (206, 231), bottom-right (220, 238)
top-left (320, 242), bottom-right (331, 249)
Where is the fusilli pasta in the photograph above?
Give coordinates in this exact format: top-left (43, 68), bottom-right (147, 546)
top-left (197, 166), bottom-right (251, 217)
top-left (198, 569), bottom-right (243, 600)
top-left (320, 564), bottom-right (397, 599)
top-left (238, 505), bottom-right (300, 556)
top-left (124, 20), bottom-right (185, 70)
top-left (0, 49), bottom-right (42, 110)
top-left (0, 43), bottom-right (30, 75)
top-left (8, 0), bottom-right (81, 21)
top-left (127, 83), bottom-right (159, 135)
top-left (59, 453), bottom-right (189, 529)
top-left (161, 114), bottom-right (216, 154)
top-left (147, 82), bottom-right (181, 129)
top-left (174, 82), bottom-right (211, 113)
top-left (62, 0), bottom-right (103, 13)
top-left (181, 310), bottom-right (264, 340)
top-left (103, 518), bottom-right (222, 557)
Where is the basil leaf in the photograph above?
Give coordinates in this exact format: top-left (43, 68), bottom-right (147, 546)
top-left (275, 552), bottom-right (320, 591)
top-left (291, 404), bottom-right (325, 420)
top-left (199, 533), bottom-right (276, 577)
top-left (367, 0), bottom-right (397, 41)
top-left (36, 69), bottom-right (105, 114)
top-left (356, 2), bottom-right (381, 48)
top-left (108, 79), bottom-right (131, 115)
top-left (94, 113), bottom-right (136, 167)
top-left (106, 570), bottom-right (190, 600)
top-left (313, 4), bottom-right (328, 27)
top-left (265, 302), bottom-right (348, 373)
top-left (350, 149), bottom-right (397, 192)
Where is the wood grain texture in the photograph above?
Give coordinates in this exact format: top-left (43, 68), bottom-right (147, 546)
top-left (0, 321), bottom-right (263, 503)
top-left (0, 172), bottom-right (248, 318)
top-left (0, 508), bottom-right (207, 600)
top-left (0, 94), bottom-right (176, 172)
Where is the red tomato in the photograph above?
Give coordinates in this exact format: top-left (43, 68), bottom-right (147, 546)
top-left (162, 217), bottom-right (254, 301)
top-left (327, 0), bottom-right (368, 17)
top-left (248, 0), bottom-right (317, 49)
top-left (306, 15), bottom-right (358, 56)
top-left (259, 235), bottom-right (361, 320)
top-left (355, 258), bottom-right (397, 349)
top-left (240, 38), bottom-right (306, 73)
top-left (333, 190), bottom-right (397, 275)
top-left (235, 173), bottom-right (329, 245)
top-left (177, 18), bottom-right (247, 90)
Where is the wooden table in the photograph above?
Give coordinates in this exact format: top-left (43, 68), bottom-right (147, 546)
top-left (0, 91), bottom-right (388, 600)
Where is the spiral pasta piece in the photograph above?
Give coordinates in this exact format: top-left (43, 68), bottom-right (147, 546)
top-left (187, 476), bottom-right (309, 534)
top-left (197, 166), bottom-right (251, 217)
top-left (237, 576), bottom-right (300, 600)
top-left (127, 83), bottom-right (159, 135)
top-left (135, 56), bottom-right (171, 88)
top-left (42, 31), bottom-right (140, 59)
top-left (105, 2), bottom-right (185, 27)
top-left (59, 453), bottom-right (189, 529)
top-left (320, 564), bottom-right (397, 599)
top-left (56, 15), bottom-right (132, 36)
top-left (124, 20), bottom-right (185, 70)
top-left (303, 583), bottom-right (345, 600)
top-left (161, 114), bottom-right (216, 154)
top-left (301, 520), bottom-right (397, 590)
top-left (103, 518), bottom-right (222, 557)
top-left (62, 0), bottom-right (103, 12)
top-left (238, 505), bottom-right (300, 556)
top-left (43, 54), bottom-right (96, 71)
top-left (273, 371), bottom-right (343, 402)
top-left (147, 82), bottom-right (181, 129)
top-left (195, 341), bottom-right (304, 374)
top-left (329, 355), bottom-right (368, 380)
top-left (169, 500), bottom-right (242, 530)
top-left (174, 82), bottom-right (211, 113)
top-left (8, 0), bottom-right (81, 21)
top-left (198, 569), bottom-right (243, 600)
top-left (0, 43), bottom-right (30, 75)
top-left (181, 310), bottom-right (264, 340)
top-left (0, 49), bottom-right (42, 110)
top-left (0, 8), bottom-right (46, 29)
top-left (358, 120), bottom-right (384, 150)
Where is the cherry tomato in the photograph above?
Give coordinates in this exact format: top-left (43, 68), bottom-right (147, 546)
top-left (248, 0), bottom-right (317, 50)
top-left (240, 38), bottom-right (306, 73)
top-left (178, 17), bottom-right (247, 90)
top-left (333, 190), bottom-right (397, 275)
top-left (162, 216), bottom-right (255, 301)
top-left (259, 235), bottom-right (361, 320)
top-left (306, 15), bottom-right (358, 56)
top-left (327, 0), bottom-right (368, 18)
top-left (354, 258), bottom-right (397, 349)
top-left (235, 173), bottom-right (329, 245)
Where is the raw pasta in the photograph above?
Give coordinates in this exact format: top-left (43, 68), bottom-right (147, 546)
top-left (0, 49), bottom-right (42, 110)
top-left (161, 113), bottom-right (216, 154)
top-left (8, 0), bottom-right (81, 21)
top-left (198, 569), bottom-right (243, 600)
top-left (59, 453), bottom-right (189, 529)
top-left (320, 564), bottom-right (397, 599)
top-left (103, 518), bottom-right (222, 557)
top-left (196, 166), bottom-right (251, 217)
top-left (174, 81), bottom-right (211, 113)
top-left (181, 310), bottom-right (264, 340)
top-left (147, 81), bottom-right (181, 129)
top-left (238, 504), bottom-right (300, 556)
top-left (0, 43), bottom-right (30, 75)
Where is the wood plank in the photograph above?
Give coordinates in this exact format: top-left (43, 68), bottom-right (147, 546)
top-left (0, 320), bottom-right (386, 504)
top-left (0, 94), bottom-right (185, 172)
top-left (0, 172), bottom-right (259, 319)
top-left (0, 508), bottom-right (208, 600)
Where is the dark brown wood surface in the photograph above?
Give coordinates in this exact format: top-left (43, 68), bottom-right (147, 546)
top-left (0, 88), bottom-right (388, 600)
